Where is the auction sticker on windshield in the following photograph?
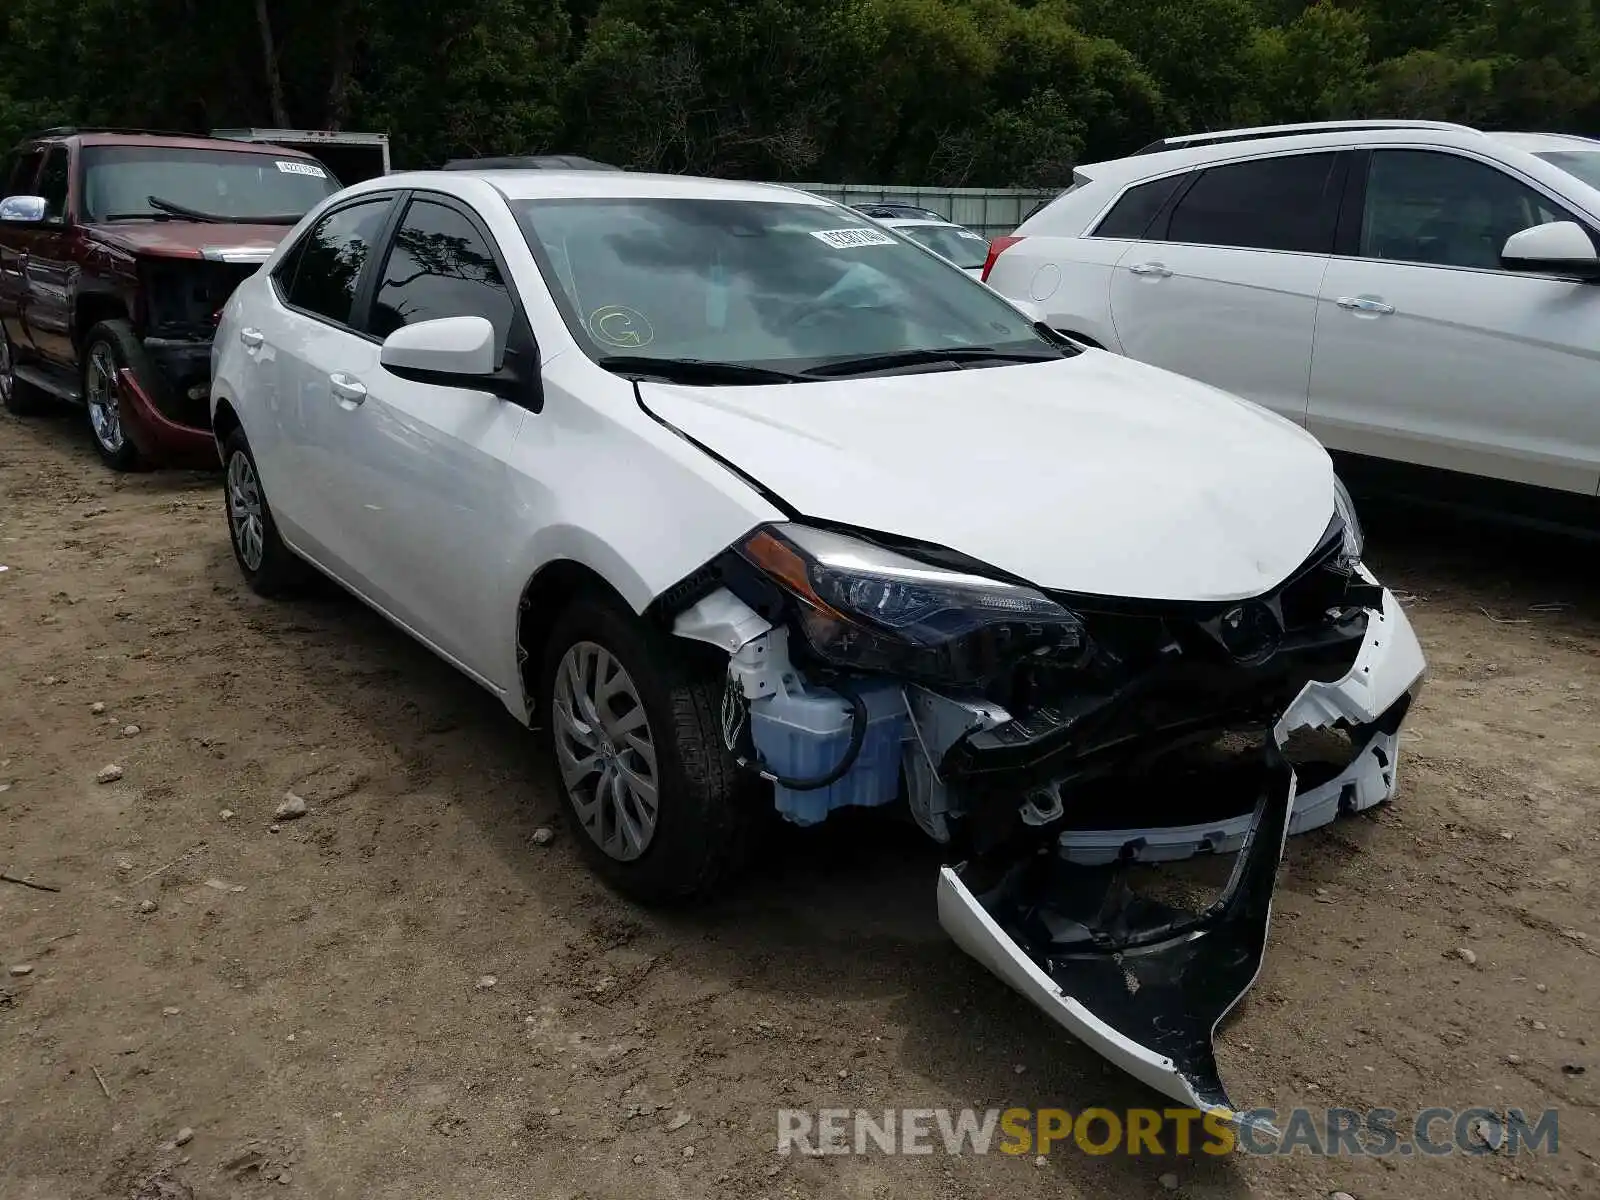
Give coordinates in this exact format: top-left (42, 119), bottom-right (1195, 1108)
top-left (275, 160), bottom-right (327, 178)
top-left (811, 227), bottom-right (897, 249)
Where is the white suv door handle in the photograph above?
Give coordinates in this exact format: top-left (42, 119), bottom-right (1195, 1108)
top-left (239, 327), bottom-right (264, 348)
top-left (1127, 262), bottom-right (1173, 278)
top-left (329, 373), bottom-right (367, 404)
top-left (1335, 296), bottom-right (1395, 315)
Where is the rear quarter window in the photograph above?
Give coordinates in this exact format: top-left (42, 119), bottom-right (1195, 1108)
top-left (1090, 174), bottom-right (1189, 239)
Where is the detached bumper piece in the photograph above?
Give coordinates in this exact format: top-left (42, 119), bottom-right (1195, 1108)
top-left (938, 587), bottom-right (1424, 1121)
top-left (116, 354), bottom-right (218, 468)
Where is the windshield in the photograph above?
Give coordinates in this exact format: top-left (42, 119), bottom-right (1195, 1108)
top-left (512, 198), bottom-right (1047, 371)
top-left (897, 223), bottom-right (990, 269)
top-left (81, 146), bottom-right (341, 221)
top-left (1536, 151), bottom-right (1600, 192)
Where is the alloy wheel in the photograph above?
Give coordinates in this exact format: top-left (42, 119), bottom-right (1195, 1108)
top-left (0, 331), bottom-right (13, 406)
top-left (85, 343), bottom-right (124, 452)
top-left (552, 640), bottom-right (661, 862)
top-left (226, 450), bottom-right (266, 572)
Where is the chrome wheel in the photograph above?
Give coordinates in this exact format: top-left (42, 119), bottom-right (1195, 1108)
top-left (553, 640), bottom-right (660, 862)
top-left (226, 450), bottom-right (266, 572)
top-left (0, 331), bottom-right (14, 406)
top-left (86, 342), bottom-right (124, 452)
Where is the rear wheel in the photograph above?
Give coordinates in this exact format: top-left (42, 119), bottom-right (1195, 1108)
top-left (82, 321), bottom-right (145, 470)
top-left (541, 592), bottom-right (753, 904)
top-left (221, 426), bottom-right (308, 597)
top-left (0, 325), bottom-right (46, 415)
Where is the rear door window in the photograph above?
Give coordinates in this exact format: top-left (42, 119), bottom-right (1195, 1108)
top-left (1164, 153), bottom-right (1343, 253)
top-left (1092, 174), bottom-right (1189, 239)
top-left (281, 198), bottom-right (394, 328)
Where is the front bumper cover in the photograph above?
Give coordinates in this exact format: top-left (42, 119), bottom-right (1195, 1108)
top-left (938, 586), bottom-right (1425, 1123)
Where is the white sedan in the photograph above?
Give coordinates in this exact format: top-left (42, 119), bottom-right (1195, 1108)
top-left (877, 216), bottom-right (991, 277)
top-left (210, 167), bottom-right (1424, 1120)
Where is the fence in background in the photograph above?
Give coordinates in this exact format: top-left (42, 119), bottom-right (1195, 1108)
top-left (786, 183), bottom-right (1060, 237)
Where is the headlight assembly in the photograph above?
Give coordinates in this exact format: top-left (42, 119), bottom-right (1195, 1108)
top-left (737, 523), bottom-right (1085, 686)
top-left (1332, 476), bottom-right (1364, 569)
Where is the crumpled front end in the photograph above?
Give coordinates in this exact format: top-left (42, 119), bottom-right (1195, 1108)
top-left (665, 511), bottom-right (1424, 1117)
top-left (121, 254), bottom-right (266, 464)
top-left (938, 583), bottom-right (1422, 1120)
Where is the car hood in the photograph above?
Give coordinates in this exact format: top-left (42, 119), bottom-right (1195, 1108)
top-left (639, 353), bottom-right (1338, 602)
top-left (83, 221), bottom-right (291, 260)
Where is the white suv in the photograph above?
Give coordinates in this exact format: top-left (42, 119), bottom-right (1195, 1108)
top-left (983, 120), bottom-right (1600, 498)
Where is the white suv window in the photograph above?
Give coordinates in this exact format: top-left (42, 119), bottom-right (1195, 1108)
top-left (1360, 150), bottom-right (1577, 271)
top-left (1162, 152), bottom-right (1342, 253)
top-left (1090, 174), bottom-right (1188, 239)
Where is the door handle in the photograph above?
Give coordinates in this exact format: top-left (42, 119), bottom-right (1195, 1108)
top-left (1127, 262), bottom-right (1172, 277)
top-left (1335, 296), bottom-right (1395, 315)
top-left (329, 373), bottom-right (367, 405)
top-left (239, 327), bottom-right (264, 348)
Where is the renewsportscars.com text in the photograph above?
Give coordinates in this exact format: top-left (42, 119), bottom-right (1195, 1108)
top-left (776, 1106), bottom-right (1560, 1157)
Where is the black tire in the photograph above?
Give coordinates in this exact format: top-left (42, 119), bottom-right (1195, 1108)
top-left (81, 319), bottom-right (149, 471)
top-left (540, 591), bottom-right (754, 904)
top-left (0, 324), bottom-right (47, 415)
top-left (220, 426), bottom-right (309, 597)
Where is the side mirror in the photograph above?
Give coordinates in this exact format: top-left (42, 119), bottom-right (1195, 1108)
top-left (0, 195), bottom-right (48, 223)
top-left (379, 314), bottom-right (519, 397)
top-left (1500, 221), bottom-right (1600, 280)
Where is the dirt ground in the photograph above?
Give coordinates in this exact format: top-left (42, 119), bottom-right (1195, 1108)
top-left (1, 406), bottom-right (1596, 1200)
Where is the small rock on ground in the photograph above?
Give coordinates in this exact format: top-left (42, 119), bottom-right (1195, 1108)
top-left (477, 975), bottom-right (498, 990)
top-left (1158, 1174), bottom-right (1179, 1191)
top-left (90, 702), bottom-right (105, 715)
top-left (175, 1127), bottom-right (194, 1146)
top-left (531, 826), bottom-right (555, 846)
top-left (666, 1111), bottom-right (692, 1132)
top-left (1456, 947), bottom-right (1478, 966)
top-left (9, 964), bottom-right (34, 976)
top-left (274, 793), bottom-right (307, 820)
top-left (139, 899), bottom-right (158, 914)
top-left (122, 724), bottom-right (140, 737)
top-left (96, 764), bottom-right (124, 784)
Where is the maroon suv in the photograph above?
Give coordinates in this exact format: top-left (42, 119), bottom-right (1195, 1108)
top-left (0, 128), bottom-right (341, 469)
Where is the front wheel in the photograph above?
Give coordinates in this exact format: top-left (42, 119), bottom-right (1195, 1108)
top-left (81, 320), bottom-right (144, 470)
top-left (540, 592), bottom-right (753, 904)
top-left (221, 427), bottom-right (308, 597)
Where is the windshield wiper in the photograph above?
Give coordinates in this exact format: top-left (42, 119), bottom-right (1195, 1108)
top-left (98, 211), bottom-right (179, 222)
top-left (802, 345), bottom-right (1064, 378)
top-left (144, 196), bottom-right (304, 225)
top-left (147, 195), bottom-right (222, 223)
top-left (596, 356), bottom-right (808, 385)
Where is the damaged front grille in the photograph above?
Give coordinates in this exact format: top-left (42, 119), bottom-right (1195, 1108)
top-left (949, 521), bottom-right (1374, 788)
top-left (142, 259), bottom-right (259, 339)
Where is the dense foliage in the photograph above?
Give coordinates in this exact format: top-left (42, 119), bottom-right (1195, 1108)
top-left (2, 0), bottom-right (1596, 186)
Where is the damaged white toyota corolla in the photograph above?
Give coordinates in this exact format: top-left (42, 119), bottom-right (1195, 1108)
top-left (211, 169), bottom-right (1425, 1122)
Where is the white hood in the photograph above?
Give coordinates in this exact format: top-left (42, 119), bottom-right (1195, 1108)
top-left (640, 352), bottom-right (1337, 602)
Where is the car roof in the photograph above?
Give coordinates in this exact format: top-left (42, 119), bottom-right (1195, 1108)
top-left (1079, 124), bottom-right (1600, 186)
top-left (23, 129), bottom-right (313, 156)
top-left (1487, 131), bottom-right (1600, 154)
top-left (880, 217), bottom-right (964, 230)
top-left (369, 169), bottom-right (834, 205)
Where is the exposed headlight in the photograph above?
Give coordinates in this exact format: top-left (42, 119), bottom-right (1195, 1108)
top-left (737, 523), bottom-right (1085, 686)
top-left (1332, 476), bottom-right (1364, 568)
